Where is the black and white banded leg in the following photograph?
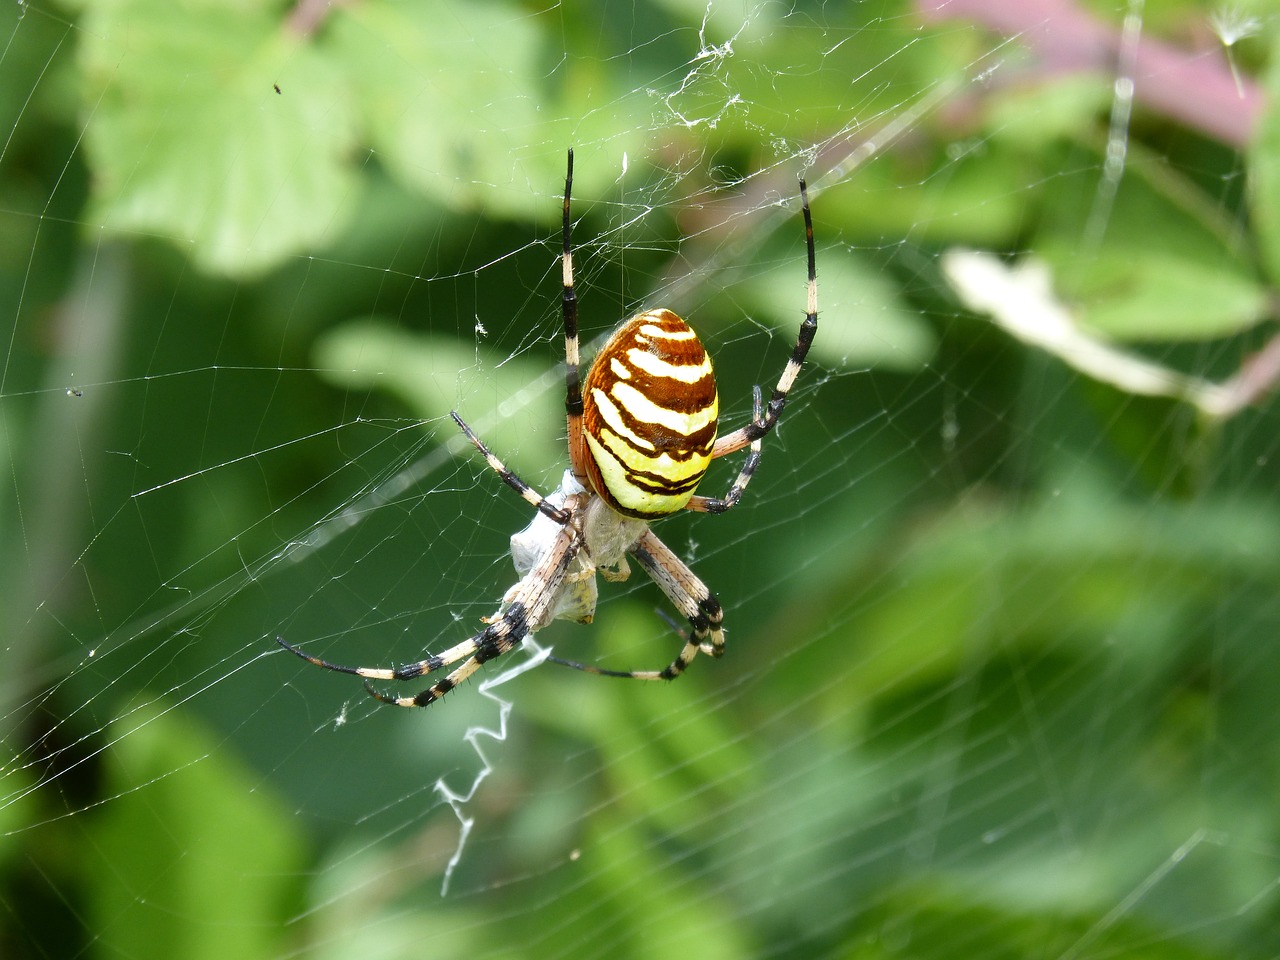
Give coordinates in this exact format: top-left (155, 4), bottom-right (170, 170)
top-left (560, 149), bottom-right (589, 477)
top-left (548, 527), bottom-right (724, 680)
top-left (710, 179), bottom-right (817, 459)
top-left (685, 385), bottom-right (766, 515)
top-left (277, 517), bottom-right (583, 707)
top-left (450, 411), bottom-right (569, 524)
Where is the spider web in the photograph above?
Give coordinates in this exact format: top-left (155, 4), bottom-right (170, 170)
top-left (4, 0), bottom-right (1280, 958)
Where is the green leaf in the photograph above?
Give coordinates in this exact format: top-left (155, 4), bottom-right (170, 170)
top-left (1249, 26), bottom-right (1280, 286)
top-left (985, 72), bottom-right (1113, 149)
top-left (330, 0), bottom-right (558, 221)
top-left (741, 243), bottom-right (935, 371)
top-left (314, 318), bottom-right (562, 478)
top-left (87, 703), bottom-right (305, 960)
top-left (586, 810), bottom-right (751, 960)
top-left (1069, 252), bottom-right (1266, 342)
top-left (822, 471), bottom-right (1280, 709)
top-left (1037, 147), bottom-right (1263, 343)
top-left (79, 0), bottom-right (358, 277)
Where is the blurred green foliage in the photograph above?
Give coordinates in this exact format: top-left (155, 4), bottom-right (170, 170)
top-left (3, 0), bottom-right (1280, 959)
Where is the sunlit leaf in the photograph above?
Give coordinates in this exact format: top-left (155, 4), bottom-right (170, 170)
top-left (315, 318), bottom-right (562, 477)
top-left (742, 243), bottom-right (934, 371)
top-left (1070, 252), bottom-right (1266, 341)
top-left (1248, 26), bottom-right (1280, 286)
top-left (79, 0), bottom-right (358, 276)
top-left (331, 0), bottom-right (558, 221)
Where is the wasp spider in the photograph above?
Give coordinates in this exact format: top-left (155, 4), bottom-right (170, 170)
top-left (278, 150), bottom-right (817, 707)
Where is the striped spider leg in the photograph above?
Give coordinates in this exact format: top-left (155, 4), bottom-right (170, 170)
top-left (276, 432), bottom-right (588, 707)
top-left (277, 150), bottom-right (816, 706)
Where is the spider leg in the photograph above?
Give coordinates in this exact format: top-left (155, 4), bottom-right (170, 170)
top-left (452, 411), bottom-right (569, 524)
top-left (561, 148), bottom-right (589, 481)
top-left (546, 610), bottom-right (691, 677)
top-left (548, 527), bottom-right (723, 681)
top-left (711, 179), bottom-right (816, 459)
top-left (685, 386), bottom-right (765, 515)
top-left (361, 603), bottom-right (531, 707)
top-left (277, 508), bottom-right (584, 707)
top-left (631, 528), bottom-right (724, 662)
top-left (275, 620), bottom-right (507, 683)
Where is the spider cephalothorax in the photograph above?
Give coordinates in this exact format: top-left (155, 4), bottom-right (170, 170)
top-left (278, 149), bottom-right (817, 707)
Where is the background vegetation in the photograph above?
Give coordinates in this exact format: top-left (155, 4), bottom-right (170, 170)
top-left (3, 0), bottom-right (1280, 957)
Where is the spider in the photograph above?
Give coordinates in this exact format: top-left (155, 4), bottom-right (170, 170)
top-left (277, 149), bottom-right (817, 707)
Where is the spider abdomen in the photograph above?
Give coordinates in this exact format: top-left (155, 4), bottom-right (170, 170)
top-left (582, 309), bottom-right (718, 519)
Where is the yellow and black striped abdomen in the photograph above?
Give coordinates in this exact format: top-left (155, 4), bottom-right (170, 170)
top-left (582, 309), bottom-right (718, 519)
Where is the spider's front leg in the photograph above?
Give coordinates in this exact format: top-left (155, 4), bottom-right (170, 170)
top-left (548, 526), bottom-right (724, 681)
top-left (277, 509), bottom-right (585, 707)
top-left (365, 605), bottom-right (536, 707)
top-left (275, 627), bottom-right (509, 707)
top-left (630, 528), bottom-right (725, 662)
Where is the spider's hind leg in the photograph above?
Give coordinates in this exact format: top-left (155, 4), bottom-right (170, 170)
top-left (685, 385), bottom-right (766, 515)
top-left (707, 178), bottom-right (817, 460)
